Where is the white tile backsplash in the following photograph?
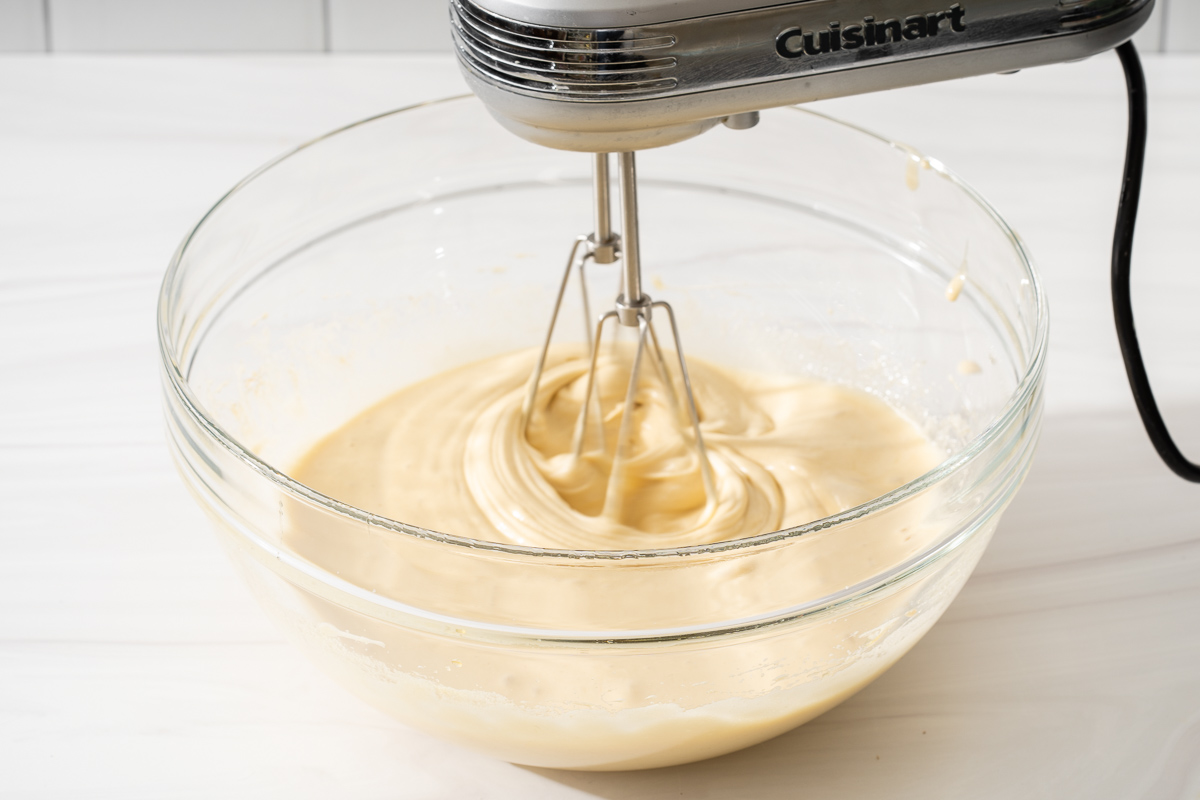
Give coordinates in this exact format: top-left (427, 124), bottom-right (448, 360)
top-left (9, 0), bottom-right (1187, 54)
top-left (328, 0), bottom-right (450, 52)
top-left (1134, 0), bottom-right (1166, 53)
top-left (0, 0), bottom-right (45, 51)
top-left (48, 0), bottom-right (325, 52)
top-left (1164, 0), bottom-right (1200, 53)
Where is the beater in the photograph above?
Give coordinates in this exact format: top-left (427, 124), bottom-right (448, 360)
top-left (451, 0), bottom-right (1200, 485)
top-left (519, 149), bottom-right (716, 517)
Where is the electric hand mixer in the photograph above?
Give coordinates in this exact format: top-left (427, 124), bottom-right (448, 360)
top-left (451, 0), bottom-right (1200, 489)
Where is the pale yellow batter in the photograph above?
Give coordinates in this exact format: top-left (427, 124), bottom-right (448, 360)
top-left (293, 344), bottom-right (938, 549)
top-left (275, 344), bottom-right (967, 770)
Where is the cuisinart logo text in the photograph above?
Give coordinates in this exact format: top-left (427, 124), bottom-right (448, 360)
top-left (776, 3), bottom-right (966, 58)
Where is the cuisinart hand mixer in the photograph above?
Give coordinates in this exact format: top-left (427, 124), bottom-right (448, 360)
top-left (450, 0), bottom-right (1200, 485)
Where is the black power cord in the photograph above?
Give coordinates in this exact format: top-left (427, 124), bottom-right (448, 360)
top-left (1112, 41), bottom-right (1200, 482)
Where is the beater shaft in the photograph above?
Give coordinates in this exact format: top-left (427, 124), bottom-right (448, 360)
top-left (615, 152), bottom-right (646, 325)
top-left (591, 154), bottom-right (617, 265)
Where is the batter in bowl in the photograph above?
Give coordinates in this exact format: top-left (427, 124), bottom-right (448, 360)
top-left (278, 345), bottom-right (957, 770)
top-left (293, 344), bottom-right (939, 549)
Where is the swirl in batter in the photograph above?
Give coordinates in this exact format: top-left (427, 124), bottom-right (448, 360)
top-left (293, 345), bottom-right (939, 549)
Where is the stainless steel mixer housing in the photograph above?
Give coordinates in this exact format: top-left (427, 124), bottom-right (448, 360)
top-left (452, 0), bottom-right (1153, 151)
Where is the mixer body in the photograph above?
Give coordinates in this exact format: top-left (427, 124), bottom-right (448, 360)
top-left (452, 0), bottom-right (1154, 151)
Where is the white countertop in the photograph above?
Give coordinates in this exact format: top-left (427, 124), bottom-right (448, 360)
top-left (2, 53), bottom-right (1198, 799)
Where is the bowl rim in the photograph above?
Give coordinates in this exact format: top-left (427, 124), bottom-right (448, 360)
top-left (158, 94), bottom-right (1048, 568)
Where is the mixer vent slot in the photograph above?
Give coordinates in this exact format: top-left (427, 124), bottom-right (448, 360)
top-left (451, 0), bottom-right (679, 99)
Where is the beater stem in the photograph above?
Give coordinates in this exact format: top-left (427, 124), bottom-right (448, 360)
top-left (616, 152), bottom-right (648, 325)
top-left (591, 154), bottom-right (617, 265)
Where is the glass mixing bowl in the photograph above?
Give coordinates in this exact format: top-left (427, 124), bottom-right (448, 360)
top-left (158, 96), bottom-right (1045, 771)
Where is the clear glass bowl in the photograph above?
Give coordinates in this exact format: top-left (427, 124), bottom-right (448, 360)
top-left (158, 96), bottom-right (1045, 771)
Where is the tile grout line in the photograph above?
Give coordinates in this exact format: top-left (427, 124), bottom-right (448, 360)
top-left (322, 0), bottom-right (332, 53)
top-left (1159, 0), bottom-right (1171, 54)
top-left (42, 0), bottom-right (53, 53)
